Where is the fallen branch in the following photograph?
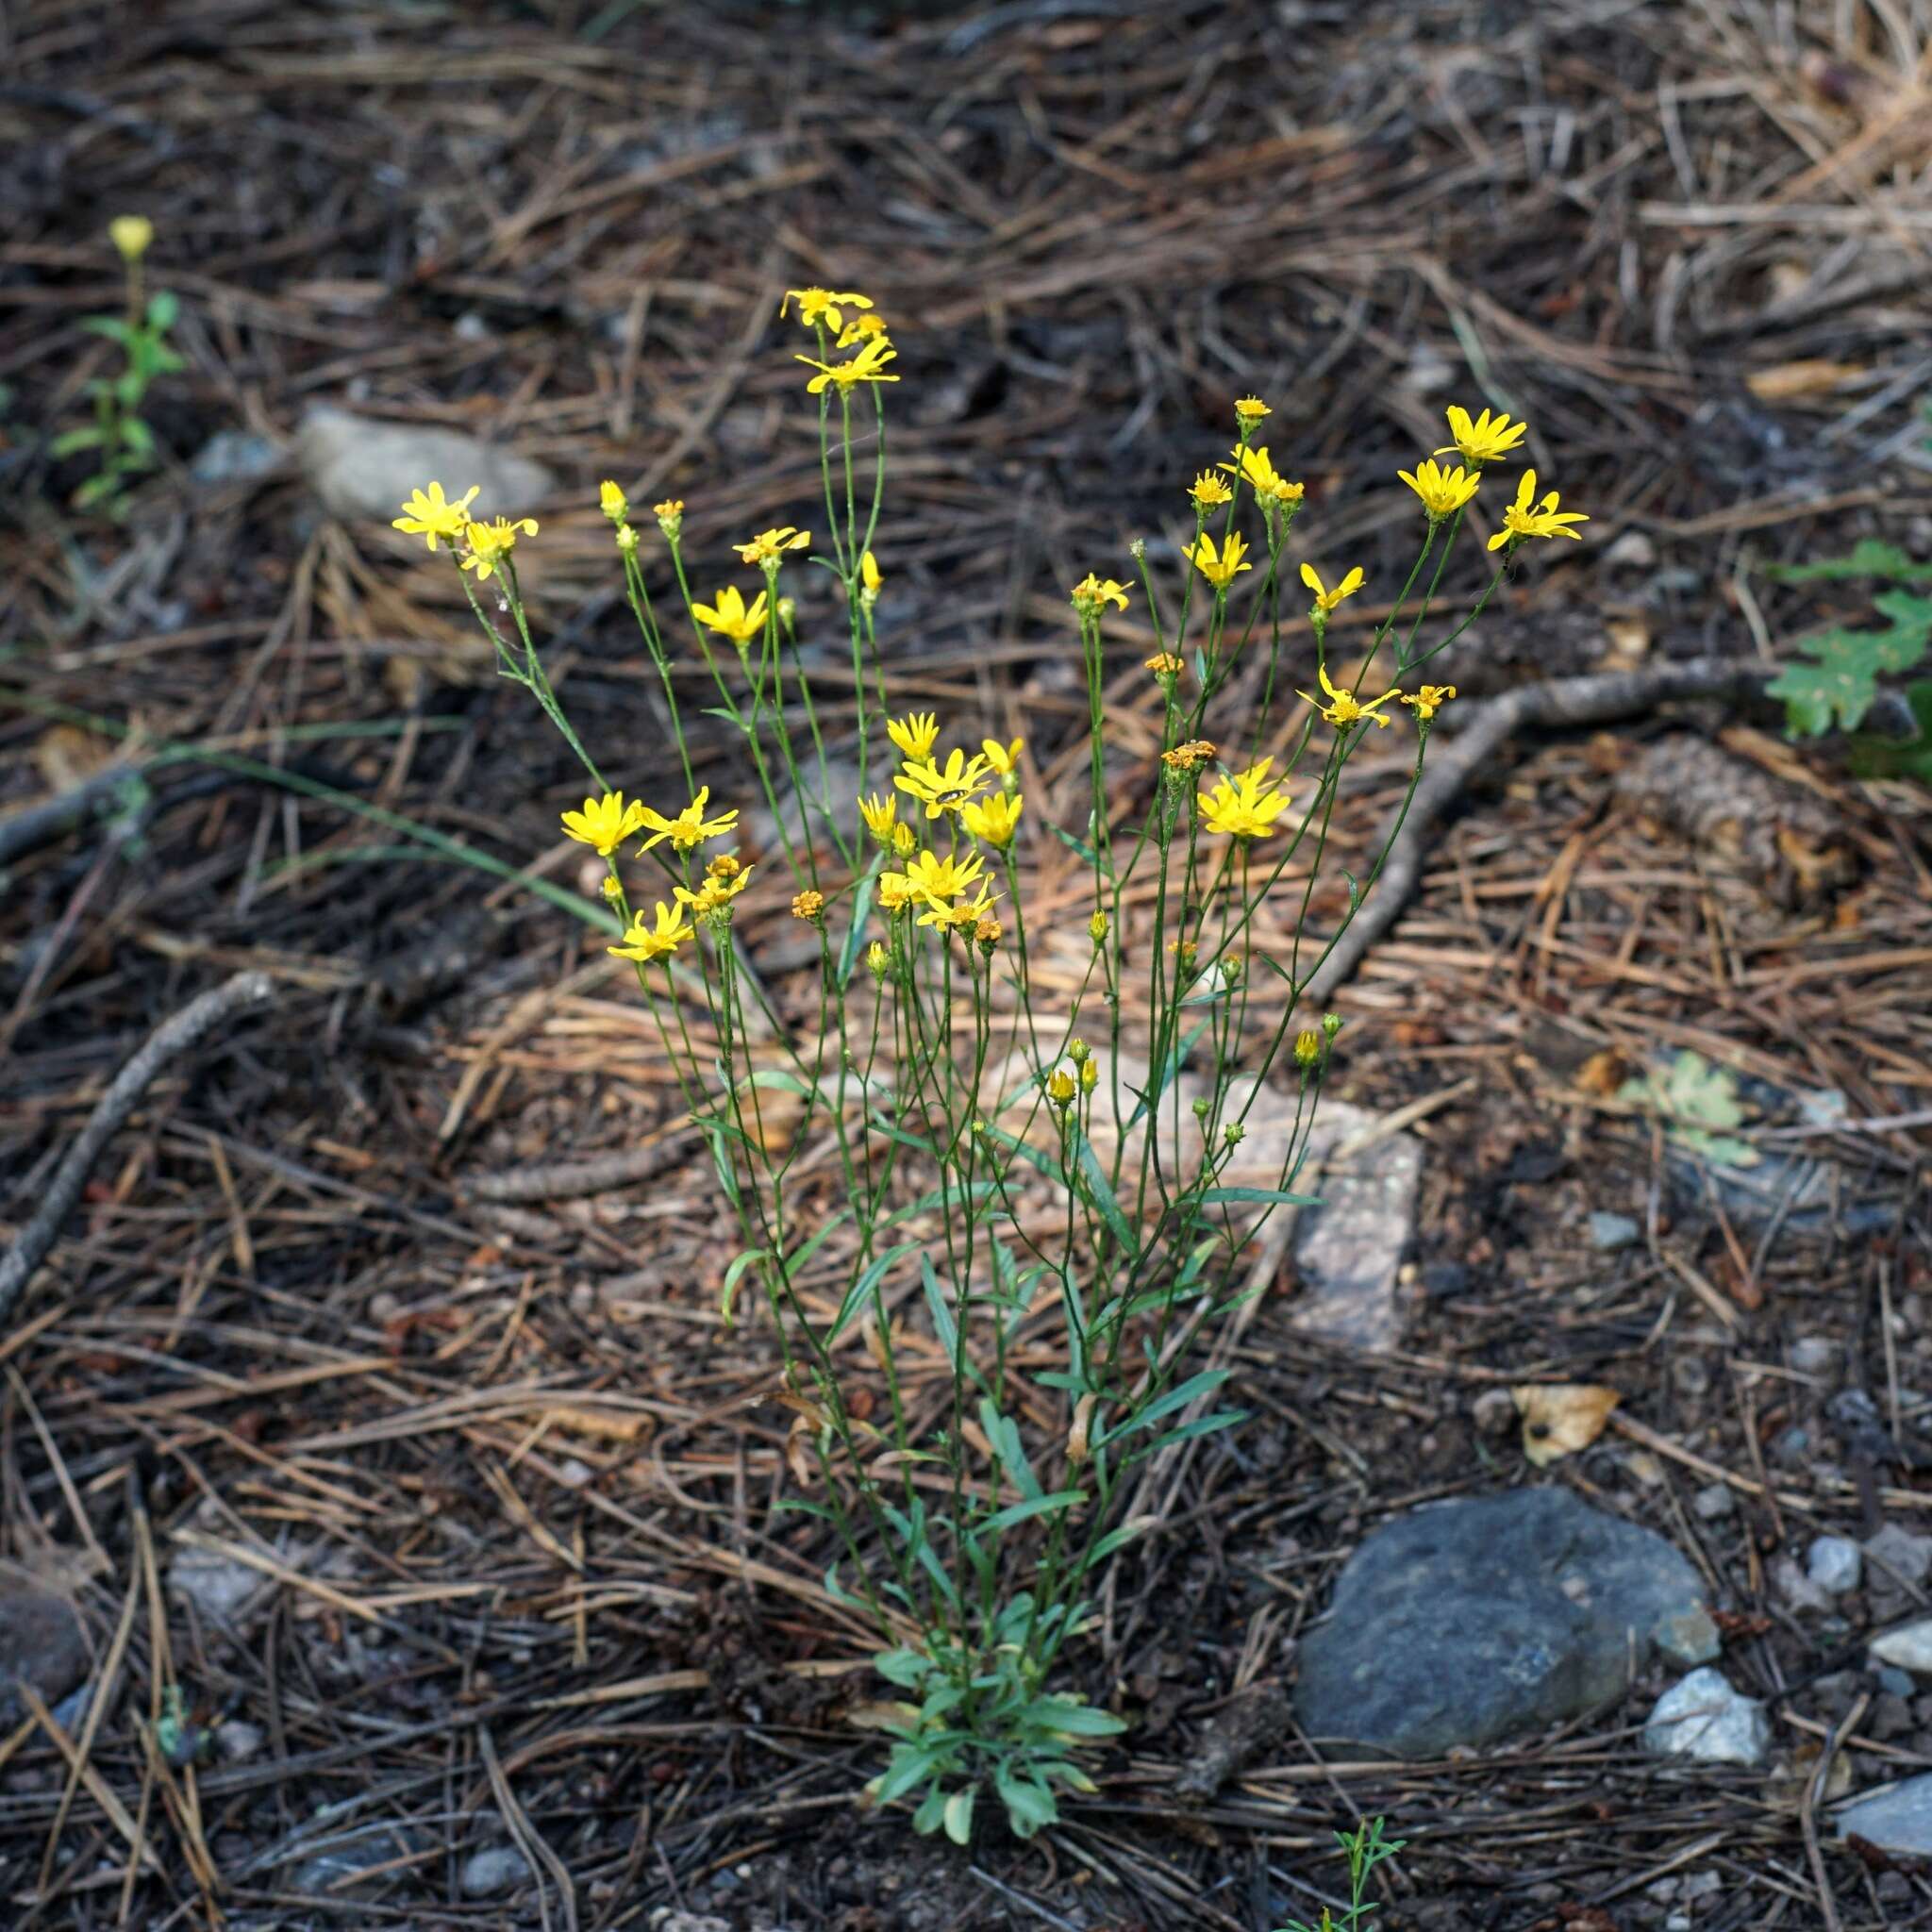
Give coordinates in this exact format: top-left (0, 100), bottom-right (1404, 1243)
top-left (464, 1133), bottom-right (694, 1204)
top-left (1306, 657), bottom-right (1766, 1000)
top-left (0, 971), bottom-right (275, 1328)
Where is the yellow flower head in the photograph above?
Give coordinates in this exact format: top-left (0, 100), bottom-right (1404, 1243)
top-left (960, 791), bottom-right (1023, 849)
top-left (894, 747), bottom-right (994, 819)
top-left (637, 787), bottom-right (739, 853)
top-left (1294, 1028), bottom-right (1322, 1067)
top-left (887, 712), bottom-right (941, 763)
top-left (654, 499), bottom-right (684, 541)
top-left (1197, 758), bottom-right (1291, 840)
top-left (599, 479), bottom-right (628, 523)
top-left (1299, 561), bottom-right (1365, 613)
top-left (708, 853), bottom-right (742, 880)
top-left (1146, 652), bottom-right (1186, 682)
top-left (1071, 574), bottom-right (1131, 616)
top-left (1046, 1068), bottom-right (1077, 1108)
top-left (561, 791), bottom-right (648, 858)
top-left (920, 882), bottom-right (1001, 932)
top-left (974, 916), bottom-right (1003, 951)
top-left (839, 313), bottom-right (891, 347)
top-left (675, 865), bottom-right (754, 917)
top-left (858, 791), bottom-right (899, 844)
top-left (109, 215), bottom-right (154, 263)
top-left (392, 481), bottom-right (479, 552)
top-left (1160, 738), bottom-right (1217, 774)
top-left (903, 848), bottom-right (986, 911)
top-left (1088, 908), bottom-right (1109, 944)
top-left (866, 940), bottom-right (891, 977)
top-left (982, 736), bottom-right (1023, 777)
top-left (1220, 445), bottom-right (1304, 509)
top-left (691, 585), bottom-right (769, 645)
top-left (891, 822), bottom-right (917, 857)
top-left (1189, 471), bottom-right (1234, 508)
top-left (1234, 396), bottom-right (1270, 424)
top-left (1186, 530), bottom-right (1252, 590)
top-left (1436, 406), bottom-right (1528, 467)
top-left (796, 334), bottom-right (899, 394)
top-left (460, 514), bottom-right (539, 582)
top-left (1487, 469), bottom-right (1590, 551)
top-left (1298, 661), bottom-right (1401, 730)
top-left (877, 870), bottom-right (915, 913)
top-left (782, 287), bottom-right (874, 332)
top-left (733, 526), bottom-right (810, 567)
top-left (609, 900), bottom-right (693, 964)
top-left (791, 890), bottom-right (825, 922)
top-left (1398, 458), bottom-right (1481, 520)
top-left (1400, 683), bottom-right (1458, 721)
top-left (860, 549), bottom-right (883, 596)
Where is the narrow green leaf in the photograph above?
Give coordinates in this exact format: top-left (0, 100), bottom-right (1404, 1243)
top-left (981, 1489), bottom-right (1084, 1533)
top-left (1196, 1185), bottom-right (1323, 1208)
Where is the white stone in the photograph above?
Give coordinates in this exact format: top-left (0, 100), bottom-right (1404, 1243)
top-left (1871, 1617), bottom-right (1932, 1677)
top-left (460, 1846), bottom-right (530, 1897)
top-left (1866, 1524), bottom-right (1932, 1587)
top-left (295, 406), bottom-right (555, 524)
top-left (1834, 1774), bottom-right (1932, 1856)
top-left (1642, 1668), bottom-right (1770, 1766)
top-left (1789, 1336), bottom-right (1836, 1374)
top-left (1691, 1484), bottom-right (1736, 1522)
top-left (1807, 1536), bottom-right (1864, 1595)
top-left (1771, 1554), bottom-right (1832, 1616)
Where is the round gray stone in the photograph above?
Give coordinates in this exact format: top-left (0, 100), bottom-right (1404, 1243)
top-left (1294, 1488), bottom-right (1711, 1758)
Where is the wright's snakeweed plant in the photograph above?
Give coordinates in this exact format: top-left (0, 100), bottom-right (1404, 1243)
top-left (408, 290), bottom-right (1586, 1842)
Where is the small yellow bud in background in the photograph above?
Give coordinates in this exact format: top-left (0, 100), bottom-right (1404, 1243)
top-left (601, 874), bottom-right (624, 902)
top-left (861, 549), bottom-right (882, 597)
top-left (1294, 1029), bottom-right (1322, 1067)
top-left (791, 890), bottom-right (824, 923)
top-left (867, 941), bottom-right (890, 979)
top-left (891, 823), bottom-right (916, 858)
top-left (1191, 1096), bottom-right (1210, 1122)
top-left (1088, 908), bottom-right (1108, 945)
top-left (1079, 1058), bottom-right (1098, 1094)
top-left (1067, 1039), bottom-right (1090, 1065)
top-left (1223, 1121), bottom-right (1244, 1146)
top-left (616, 523), bottom-right (639, 555)
top-left (708, 853), bottom-right (741, 881)
top-left (599, 479), bottom-right (628, 523)
top-left (654, 499), bottom-right (684, 540)
top-left (1323, 1011), bottom-right (1343, 1039)
top-left (777, 595), bottom-right (797, 630)
top-left (1046, 1069), bottom-right (1076, 1109)
top-left (109, 215), bottom-right (153, 263)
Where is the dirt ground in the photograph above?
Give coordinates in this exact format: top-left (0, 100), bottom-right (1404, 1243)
top-left (4, 1), bottom-right (1932, 1927)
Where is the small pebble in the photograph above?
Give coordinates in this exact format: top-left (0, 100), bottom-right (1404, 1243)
top-left (1603, 531), bottom-right (1657, 570)
top-left (1588, 1210), bottom-right (1640, 1251)
top-left (1472, 1388), bottom-right (1516, 1437)
top-left (1692, 1483), bottom-right (1737, 1522)
top-left (1867, 1524), bottom-right (1932, 1588)
top-left (1772, 1554), bottom-right (1832, 1615)
top-left (1772, 1424), bottom-right (1810, 1468)
top-left (1643, 1667), bottom-right (1769, 1766)
top-left (1807, 1536), bottom-right (1864, 1596)
top-left (1789, 1335), bottom-right (1836, 1374)
top-left (215, 1720), bottom-right (264, 1763)
top-left (460, 1846), bottom-right (531, 1897)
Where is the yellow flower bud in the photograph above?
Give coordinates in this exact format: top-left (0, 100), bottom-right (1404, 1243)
top-left (109, 215), bottom-right (153, 263)
top-left (1079, 1058), bottom-right (1098, 1093)
top-left (866, 941), bottom-right (890, 979)
top-left (599, 479), bottom-right (628, 523)
top-left (1067, 1038), bottom-right (1090, 1065)
top-left (1046, 1069), bottom-right (1076, 1109)
top-left (1088, 908), bottom-right (1108, 945)
top-left (1294, 1029), bottom-right (1322, 1066)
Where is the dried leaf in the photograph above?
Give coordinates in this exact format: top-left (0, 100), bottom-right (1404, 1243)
top-left (845, 1701), bottom-right (921, 1732)
top-left (1512, 1383), bottom-right (1620, 1466)
top-left (1745, 359), bottom-right (1865, 402)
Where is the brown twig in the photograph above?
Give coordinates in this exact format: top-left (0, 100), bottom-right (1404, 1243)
top-left (0, 971), bottom-right (274, 1327)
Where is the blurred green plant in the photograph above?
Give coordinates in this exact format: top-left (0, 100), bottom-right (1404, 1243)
top-left (1764, 540), bottom-right (1932, 782)
top-left (1274, 1816), bottom-right (1405, 1932)
top-left (50, 216), bottom-right (182, 517)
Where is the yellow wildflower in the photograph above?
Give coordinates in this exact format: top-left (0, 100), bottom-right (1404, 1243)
top-left (1294, 1028), bottom-right (1322, 1067)
top-left (708, 853), bottom-right (741, 880)
top-left (734, 526), bottom-right (810, 567)
top-left (1220, 445), bottom-right (1304, 509)
top-left (840, 312), bottom-right (890, 346)
top-left (690, 585), bottom-right (769, 645)
top-left (891, 822), bottom-right (916, 857)
top-left (981, 736), bottom-right (1023, 777)
top-left (861, 549), bottom-right (883, 596)
top-left (637, 788), bottom-right (739, 853)
top-left (1189, 471), bottom-right (1234, 508)
top-left (1436, 406), bottom-right (1528, 467)
top-left (1160, 739), bottom-right (1216, 773)
top-left (1088, 908), bottom-right (1108, 944)
top-left (866, 940), bottom-right (891, 977)
top-left (902, 849), bottom-right (986, 912)
top-left (858, 792), bottom-right (899, 844)
top-left (599, 479), bottom-right (628, 522)
top-left (601, 874), bottom-right (624, 903)
top-left (654, 499), bottom-right (684, 542)
top-left (609, 901), bottom-right (692, 964)
top-left (1298, 661), bottom-right (1400, 730)
top-left (392, 481), bottom-right (479, 553)
top-left (561, 791), bottom-right (648, 858)
top-left (796, 335), bottom-right (899, 394)
top-left (1196, 758), bottom-right (1291, 840)
top-left (675, 865), bottom-right (754, 917)
top-left (1071, 574), bottom-right (1131, 615)
top-left (1146, 653), bottom-right (1186, 681)
top-left (791, 890), bottom-right (825, 923)
top-left (895, 747), bottom-right (993, 819)
top-left (109, 215), bottom-right (154, 263)
top-left (1045, 1068), bottom-right (1076, 1109)
top-left (1488, 469), bottom-right (1590, 551)
top-left (1300, 561), bottom-right (1365, 613)
top-left (974, 916), bottom-right (1002, 951)
top-left (1398, 458), bottom-right (1481, 519)
top-left (1400, 683), bottom-right (1458, 721)
top-left (920, 883), bottom-right (1000, 932)
top-left (1234, 396), bottom-right (1270, 424)
top-left (887, 712), bottom-right (941, 763)
top-left (877, 871), bottom-right (915, 913)
top-left (460, 514), bottom-right (539, 582)
top-left (1186, 530), bottom-right (1252, 590)
top-left (782, 287), bottom-right (874, 331)
top-left (960, 791), bottom-right (1023, 848)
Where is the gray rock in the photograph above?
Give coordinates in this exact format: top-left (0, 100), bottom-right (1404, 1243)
top-left (460, 1845), bottom-right (531, 1897)
top-left (287, 1823), bottom-right (428, 1897)
top-left (0, 1590), bottom-right (90, 1727)
top-left (1287, 1103), bottom-right (1421, 1351)
top-left (1866, 1524), bottom-right (1932, 1588)
top-left (215, 1719), bottom-right (265, 1763)
top-left (168, 1544), bottom-right (270, 1626)
top-left (1772, 1554), bottom-right (1832, 1615)
top-left (295, 406), bottom-right (555, 523)
top-left (1604, 531), bottom-right (1657, 570)
top-left (1588, 1211), bottom-right (1640, 1251)
top-left (1872, 1618), bottom-right (1932, 1676)
top-left (1656, 1607), bottom-right (1722, 1667)
top-left (1642, 1667), bottom-right (1770, 1767)
top-left (1789, 1336), bottom-right (1836, 1375)
top-left (190, 429), bottom-right (284, 486)
top-left (1808, 1536), bottom-right (1863, 1596)
top-left (1294, 1488), bottom-right (1712, 1757)
top-left (1691, 1483), bottom-right (1737, 1523)
top-left (1835, 1774), bottom-right (1932, 1856)
top-left (648, 1916), bottom-right (734, 1932)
